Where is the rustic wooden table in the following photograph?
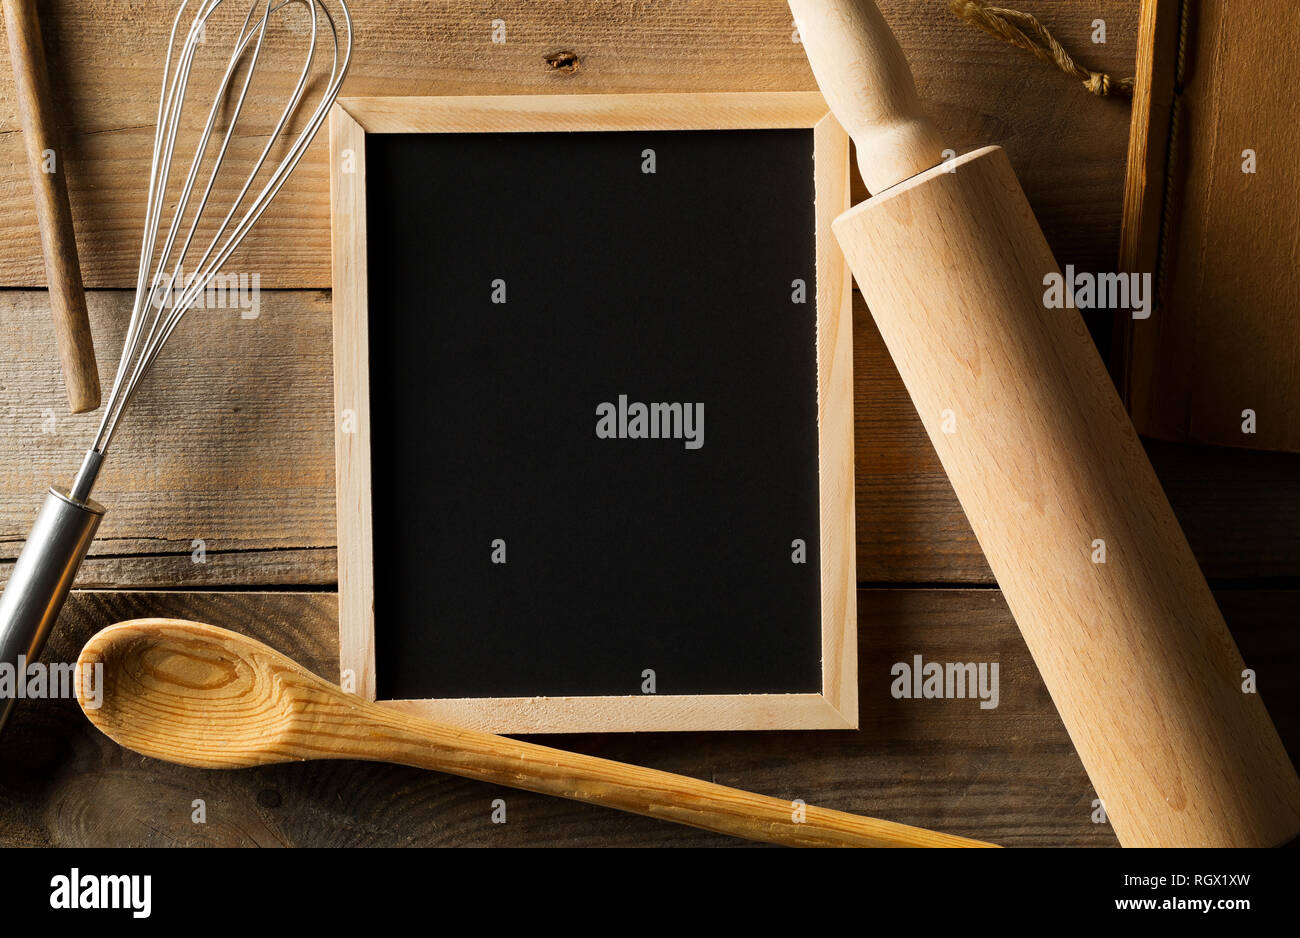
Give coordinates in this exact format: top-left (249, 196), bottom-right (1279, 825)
top-left (1, 0), bottom-right (1295, 847)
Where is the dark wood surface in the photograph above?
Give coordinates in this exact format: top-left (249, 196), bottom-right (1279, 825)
top-left (2, 0), bottom-right (1296, 847)
top-left (0, 0), bottom-right (1137, 288)
top-left (3, 588), bottom-right (1292, 847)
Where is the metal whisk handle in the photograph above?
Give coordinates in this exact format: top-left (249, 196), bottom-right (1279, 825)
top-left (0, 485), bottom-right (104, 733)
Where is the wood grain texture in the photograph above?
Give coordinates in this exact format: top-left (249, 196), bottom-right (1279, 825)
top-left (328, 104), bottom-right (375, 704)
top-left (835, 145), bottom-right (1300, 846)
top-left (331, 93), bottom-right (856, 732)
top-left (0, 0), bottom-right (1146, 591)
top-left (4, 288), bottom-right (1300, 589)
top-left (0, 0), bottom-right (1293, 852)
top-left (0, 0), bottom-right (1136, 288)
top-left (1121, 0), bottom-right (1300, 451)
top-left (338, 89), bottom-right (834, 131)
top-left (78, 619), bottom-right (986, 847)
top-left (0, 588), bottom-right (1085, 846)
top-left (5, 586), bottom-right (1293, 847)
top-left (1114, 0), bottom-right (1177, 391)
top-left (787, 0), bottom-right (945, 194)
top-left (812, 111), bottom-right (858, 721)
top-left (0, 0), bottom-right (97, 413)
top-left (0, 289), bottom-right (336, 584)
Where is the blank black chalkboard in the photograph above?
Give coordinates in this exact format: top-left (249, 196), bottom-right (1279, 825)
top-left (331, 94), bottom-right (856, 733)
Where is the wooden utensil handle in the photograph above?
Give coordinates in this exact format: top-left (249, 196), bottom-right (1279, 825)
top-left (2, 0), bottom-right (98, 413)
top-left (79, 619), bottom-right (997, 848)
top-left (329, 697), bottom-right (994, 847)
top-left (788, 0), bottom-right (945, 193)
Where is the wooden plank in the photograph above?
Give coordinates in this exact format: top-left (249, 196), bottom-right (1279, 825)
top-left (0, 0), bottom-right (1137, 288)
top-left (813, 111), bottom-right (859, 721)
top-left (1175, 2), bottom-right (1300, 452)
top-left (69, 547), bottom-right (338, 590)
top-left (1114, 0), bottom-right (1178, 406)
top-left (1145, 440), bottom-right (1300, 581)
top-left (5, 289), bottom-right (1300, 589)
top-left (1121, 0), bottom-right (1300, 451)
top-left (0, 289), bottom-right (336, 586)
top-left (338, 90), bottom-right (834, 131)
top-left (0, 587), bottom-right (1091, 845)
top-left (1117, 0), bottom-right (1179, 279)
top-left (19, 584), bottom-right (1294, 847)
top-left (328, 103), bottom-right (376, 701)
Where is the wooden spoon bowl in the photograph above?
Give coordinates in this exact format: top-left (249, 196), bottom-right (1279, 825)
top-left (79, 618), bottom-right (336, 769)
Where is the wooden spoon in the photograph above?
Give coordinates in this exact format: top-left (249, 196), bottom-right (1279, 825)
top-left (76, 618), bottom-right (996, 848)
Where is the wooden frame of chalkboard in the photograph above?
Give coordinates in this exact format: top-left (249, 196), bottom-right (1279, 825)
top-left (329, 93), bottom-right (856, 733)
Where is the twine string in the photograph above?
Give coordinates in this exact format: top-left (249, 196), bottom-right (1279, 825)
top-left (949, 0), bottom-right (1135, 97)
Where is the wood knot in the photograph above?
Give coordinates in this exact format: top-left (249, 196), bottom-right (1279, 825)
top-left (545, 50), bottom-right (580, 73)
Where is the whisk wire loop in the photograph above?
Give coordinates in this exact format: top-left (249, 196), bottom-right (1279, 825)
top-left (85, 0), bottom-right (351, 471)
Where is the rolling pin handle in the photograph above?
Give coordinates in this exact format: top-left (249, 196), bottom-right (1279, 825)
top-left (789, 0), bottom-right (947, 193)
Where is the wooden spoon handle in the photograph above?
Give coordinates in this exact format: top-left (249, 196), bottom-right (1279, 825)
top-left (328, 697), bottom-right (994, 848)
top-left (79, 619), bottom-right (995, 847)
top-left (2, 0), bottom-right (98, 413)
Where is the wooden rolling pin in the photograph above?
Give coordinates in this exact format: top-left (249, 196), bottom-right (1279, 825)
top-left (789, 0), bottom-right (1300, 847)
top-left (2, 0), bottom-right (98, 413)
top-left (77, 619), bottom-right (995, 848)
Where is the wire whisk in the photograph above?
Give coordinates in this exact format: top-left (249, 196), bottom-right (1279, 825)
top-left (74, 0), bottom-right (352, 499)
top-left (0, 0), bottom-right (352, 734)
